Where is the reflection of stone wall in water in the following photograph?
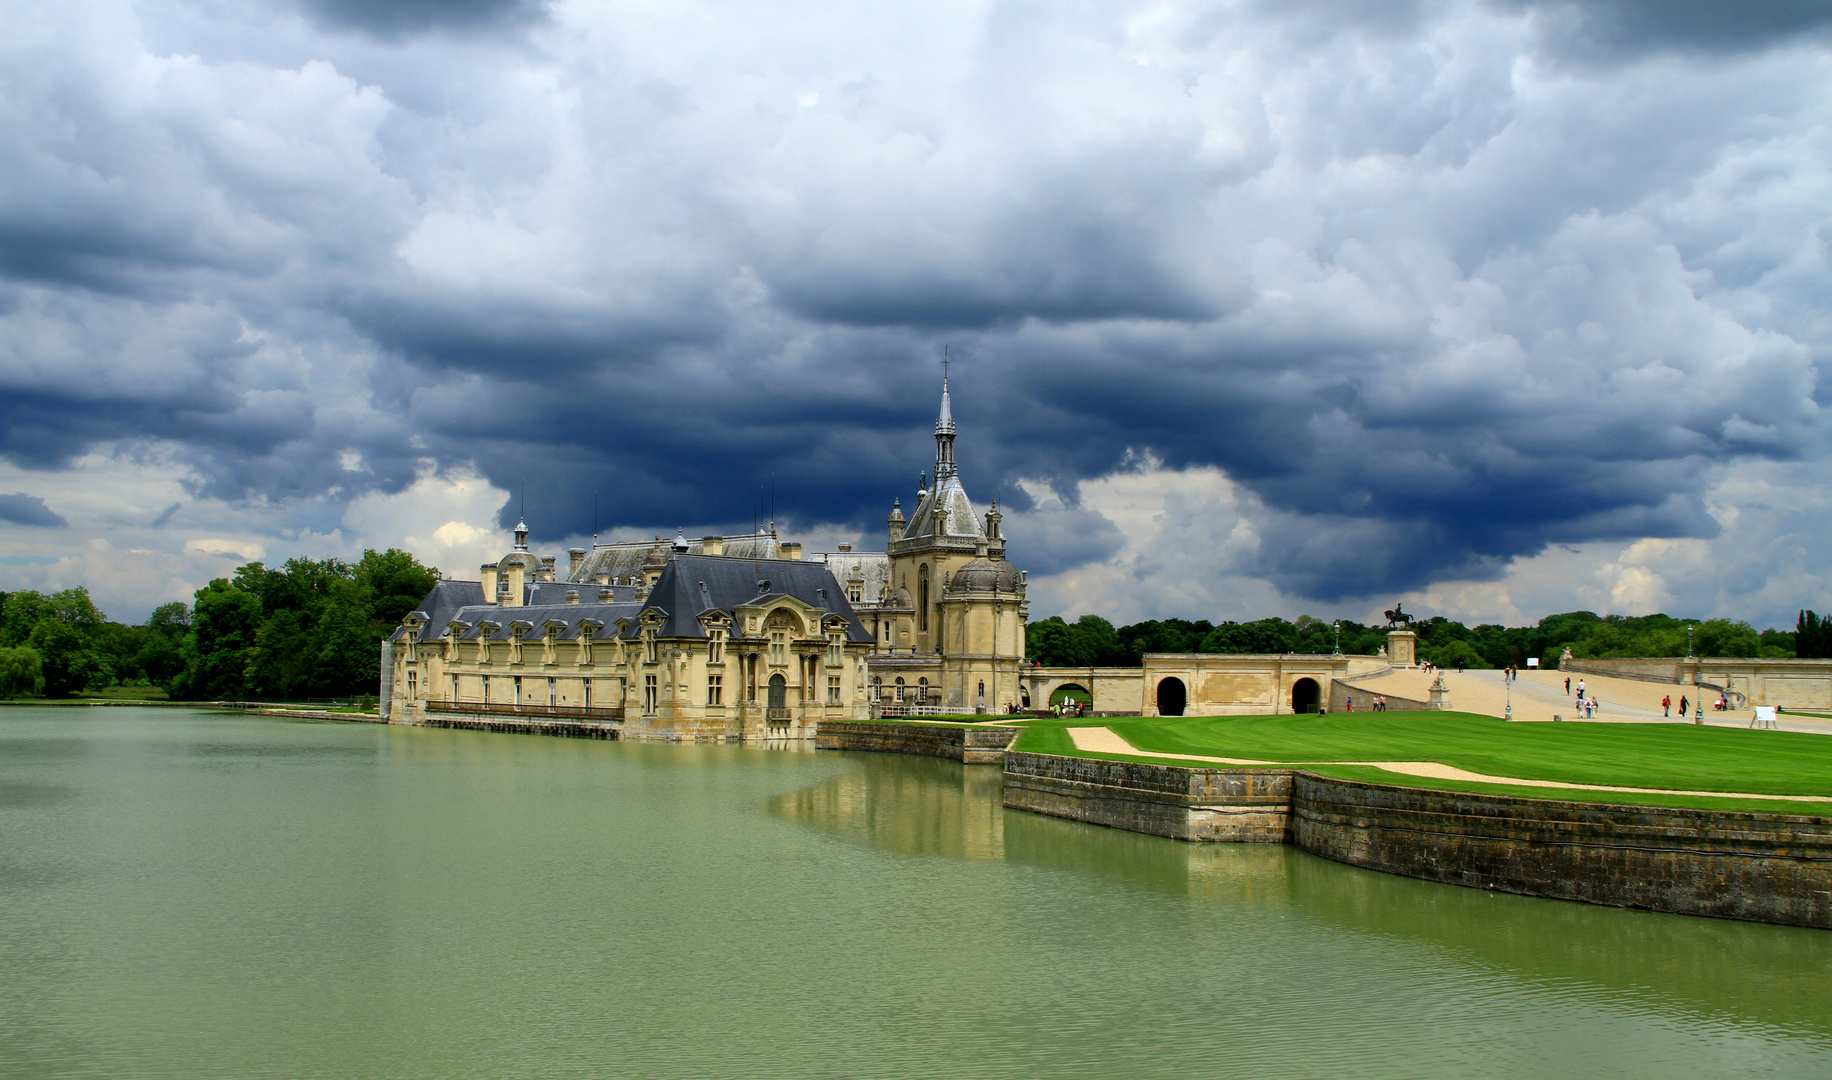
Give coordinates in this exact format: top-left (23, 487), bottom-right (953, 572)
top-left (765, 754), bottom-right (1006, 861)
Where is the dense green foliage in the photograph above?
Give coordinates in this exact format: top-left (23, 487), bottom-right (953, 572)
top-left (1799, 610), bottom-right (1831, 660)
top-left (1011, 713), bottom-right (1832, 812)
top-left (1026, 609), bottom-right (1799, 669)
top-left (0, 549), bottom-right (437, 700)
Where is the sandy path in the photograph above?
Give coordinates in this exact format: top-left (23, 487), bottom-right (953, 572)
top-left (1343, 668), bottom-right (1832, 735)
top-left (1064, 727), bottom-right (1832, 805)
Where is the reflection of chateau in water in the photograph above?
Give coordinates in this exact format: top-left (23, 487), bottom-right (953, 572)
top-left (767, 755), bottom-right (1007, 861)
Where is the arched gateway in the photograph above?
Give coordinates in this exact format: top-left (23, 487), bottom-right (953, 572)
top-left (1156, 677), bottom-right (1187, 717)
top-left (1291, 677), bottom-right (1321, 714)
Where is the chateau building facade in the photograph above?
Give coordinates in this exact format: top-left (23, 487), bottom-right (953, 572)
top-left (384, 372), bottom-right (1031, 739)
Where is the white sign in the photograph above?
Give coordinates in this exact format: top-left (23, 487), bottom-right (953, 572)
top-left (1754, 706), bottom-right (1777, 729)
top-left (1526, 657), bottom-right (1539, 668)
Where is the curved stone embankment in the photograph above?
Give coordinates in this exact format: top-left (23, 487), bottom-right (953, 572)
top-left (1000, 752), bottom-right (1832, 929)
top-left (816, 720), bottom-right (1018, 764)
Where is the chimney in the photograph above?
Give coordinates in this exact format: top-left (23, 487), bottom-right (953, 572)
top-left (480, 563), bottom-right (498, 600)
top-left (569, 548), bottom-right (586, 575)
top-left (702, 535), bottom-right (723, 556)
top-left (598, 588), bottom-right (614, 602)
top-left (537, 555), bottom-right (557, 582)
top-left (837, 543), bottom-right (852, 553)
top-left (505, 562), bottom-right (525, 605)
top-left (566, 590), bottom-right (580, 604)
top-left (594, 571), bottom-right (609, 585)
top-left (781, 542), bottom-right (803, 561)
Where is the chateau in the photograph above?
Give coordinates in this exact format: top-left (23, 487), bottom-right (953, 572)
top-left (383, 371), bottom-right (1031, 739)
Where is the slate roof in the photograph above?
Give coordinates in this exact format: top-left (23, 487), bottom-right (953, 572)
top-left (636, 554), bottom-right (875, 643)
top-left (811, 550), bottom-right (893, 605)
top-left (902, 473), bottom-right (985, 542)
top-left (443, 601), bottom-right (645, 641)
top-left (392, 579), bottom-right (485, 642)
top-left (569, 532), bottom-right (783, 584)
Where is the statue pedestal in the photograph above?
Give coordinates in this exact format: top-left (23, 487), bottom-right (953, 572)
top-left (1387, 630), bottom-right (1417, 667)
top-left (1426, 674), bottom-right (1451, 711)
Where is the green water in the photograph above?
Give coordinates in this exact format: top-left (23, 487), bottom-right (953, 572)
top-left (2, 708), bottom-right (1830, 1079)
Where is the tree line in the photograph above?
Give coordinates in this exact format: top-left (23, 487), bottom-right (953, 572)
top-left (0, 549), bottom-right (438, 700)
top-left (1025, 609), bottom-right (1811, 670)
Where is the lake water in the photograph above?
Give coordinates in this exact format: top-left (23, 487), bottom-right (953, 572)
top-left (2, 706), bottom-right (1830, 1079)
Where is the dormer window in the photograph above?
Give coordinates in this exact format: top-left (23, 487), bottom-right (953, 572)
top-left (848, 585), bottom-right (862, 603)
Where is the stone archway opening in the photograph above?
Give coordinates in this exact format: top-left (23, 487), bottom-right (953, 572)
top-left (1156, 677), bottom-right (1186, 717)
top-left (1049, 684), bottom-right (1091, 708)
top-left (1291, 677), bottom-right (1321, 714)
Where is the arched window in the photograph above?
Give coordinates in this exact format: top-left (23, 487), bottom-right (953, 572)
top-left (872, 676), bottom-right (882, 701)
top-left (917, 677), bottom-right (928, 702)
top-left (918, 565), bottom-right (929, 631)
top-left (895, 676), bottom-right (906, 702)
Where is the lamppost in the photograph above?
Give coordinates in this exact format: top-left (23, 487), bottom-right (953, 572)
top-left (1505, 666), bottom-right (1513, 722)
top-left (1332, 621), bottom-right (1341, 656)
top-left (1686, 625), bottom-right (1695, 659)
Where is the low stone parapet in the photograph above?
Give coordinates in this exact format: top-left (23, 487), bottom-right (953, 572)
top-left (816, 720), bottom-right (1018, 763)
top-left (419, 711), bottom-right (621, 740)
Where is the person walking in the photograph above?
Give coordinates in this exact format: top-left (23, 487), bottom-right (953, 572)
top-left (1679, 695), bottom-right (1689, 719)
top-left (1565, 676), bottom-right (1571, 694)
top-left (1662, 694), bottom-right (1671, 717)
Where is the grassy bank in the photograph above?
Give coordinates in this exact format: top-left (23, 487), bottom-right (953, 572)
top-left (1012, 712), bottom-right (1832, 815)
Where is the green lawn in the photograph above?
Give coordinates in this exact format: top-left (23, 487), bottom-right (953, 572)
top-left (76, 685), bottom-right (171, 701)
top-left (1011, 712), bottom-right (1832, 815)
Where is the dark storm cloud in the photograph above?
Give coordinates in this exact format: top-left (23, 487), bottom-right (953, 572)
top-left (300, 0), bottom-right (550, 38)
top-left (2, 0), bottom-right (1829, 613)
top-left (1495, 0), bottom-right (1832, 60)
top-left (0, 494), bottom-right (67, 528)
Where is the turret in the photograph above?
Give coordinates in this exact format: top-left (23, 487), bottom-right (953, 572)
top-left (888, 498), bottom-right (905, 544)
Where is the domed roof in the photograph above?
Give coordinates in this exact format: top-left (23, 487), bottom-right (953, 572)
top-left (945, 556), bottom-right (1022, 594)
top-left (497, 550), bottom-right (542, 570)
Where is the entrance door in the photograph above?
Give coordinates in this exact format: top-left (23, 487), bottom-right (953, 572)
top-left (1292, 677), bottom-right (1321, 714)
top-left (767, 674), bottom-right (787, 709)
top-left (1157, 677), bottom-right (1186, 717)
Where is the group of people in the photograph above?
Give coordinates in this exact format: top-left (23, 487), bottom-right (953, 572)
top-left (1050, 700), bottom-right (1087, 718)
top-left (1563, 676), bottom-right (1601, 718)
top-left (1340, 695), bottom-right (1389, 712)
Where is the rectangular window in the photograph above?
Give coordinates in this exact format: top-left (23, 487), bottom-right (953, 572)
top-left (548, 677), bottom-right (557, 707)
top-left (707, 673), bottom-right (723, 706)
top-left (827, 675), bottom-right (840, 704)
top-left (513, 676), bottom-right (523, 703)
top-left (482, 675), bottom-right (491, 702)
top-left (848, 585), bottom-right (861, 603)
top-left (708, 629), bottom-right (724, 664)
top-left (407, 671), bottom-right (417, 698)
top-left (827, 633), bottom-right (842, 666)
top-left (644, 631), bottom-right (658, 664)
top-left (451, 675), bottom-right (458, 702)
top-left (644, 674), bottom-right (658, 713)
top-left (769, 631), bottom-right (786, 666)
top-left (583, 678), bottom-right (592, 708)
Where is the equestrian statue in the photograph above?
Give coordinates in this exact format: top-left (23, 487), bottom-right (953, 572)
top-left (1383, 603), bottom-right (1415, 629)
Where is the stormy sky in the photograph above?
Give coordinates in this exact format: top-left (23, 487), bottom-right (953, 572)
top-left (2, 0), bottom-right (1828, 627)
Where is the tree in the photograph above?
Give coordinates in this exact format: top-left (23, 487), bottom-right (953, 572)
top-left (0, 646), bottom-right (43, 697)
top-left (1799, 611), bottom-right (1828, 659)
top-left (26, 588), bottom-right (110, 696)
top-left (173, 580), bottom-right (263, 700)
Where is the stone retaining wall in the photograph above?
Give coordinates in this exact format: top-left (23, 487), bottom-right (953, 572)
top-left (1329, 680), bottom-right (1430, 713)
top-left (1001, 751), bottom-right (1292, 842)
top-left (816, 721), bottom-right (1019, 764)
top-left (998, 752), bottom-right (1832, 928)
top-left (1291, 773), bottom-right (1832, 928)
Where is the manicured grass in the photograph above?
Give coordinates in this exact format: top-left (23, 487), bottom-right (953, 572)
top-left (1011, 712), bottom-right (1832, 815)
top-left (76, 685), bottom-right (171, 701)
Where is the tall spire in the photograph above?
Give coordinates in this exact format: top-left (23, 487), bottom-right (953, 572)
top-left (934, 348), bottom-right (957, 480)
